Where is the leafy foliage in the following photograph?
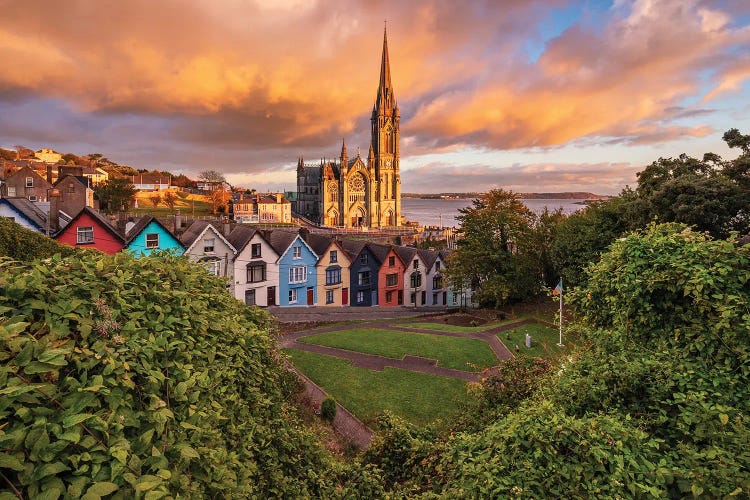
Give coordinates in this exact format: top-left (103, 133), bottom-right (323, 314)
top-left (0, 218), bottom-right (76, 261)
top-left (0, 252), bottom-right (374, 497)
top-left (94, 178), bottom-right (137, 213)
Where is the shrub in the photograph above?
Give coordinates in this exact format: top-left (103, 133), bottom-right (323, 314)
top-left (0, 218), bottom-right (76, 261)
top-left (320, 397), bottom-right (337, 422)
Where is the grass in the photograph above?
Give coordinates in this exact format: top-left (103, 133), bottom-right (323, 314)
top-left (499, 323), bottom-right (566, 359)
top-left (401, 316), bottom-right (528, 333)
top-left (133, 198), bottom-right (214, 217)
top-left (297, 328), bottom-right (498, 371)
top-left (285, 348), bottom-right (471, 425)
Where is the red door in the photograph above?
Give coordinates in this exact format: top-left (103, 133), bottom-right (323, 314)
top-left (342, 288), bottom-right (348, 306)
top-left (306, 287), bottom-right (314, 305)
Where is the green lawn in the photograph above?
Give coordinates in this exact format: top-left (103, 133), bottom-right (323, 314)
top-left (401, 317), bottom-right (526, 333)
top-left (284, 348), bottom-right (471, 425)
top-left (297, 328), bottom-right (498, 371)
top-left (499, 323), bottom-right (566, 359)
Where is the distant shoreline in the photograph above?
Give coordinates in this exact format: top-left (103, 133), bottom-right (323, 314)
top-left (403, 192), bottom-right (610, 200)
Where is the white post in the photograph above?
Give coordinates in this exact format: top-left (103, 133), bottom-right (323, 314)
top-left (557, 278), bottom-right (564, 347)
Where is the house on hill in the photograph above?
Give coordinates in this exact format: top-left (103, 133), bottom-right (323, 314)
top-left (305, 233), bottom-right (351, 307)
top-left (371, 243), bottom-right (406, 306)
top-left (0, 165), bottom-right (52, 201)
top-left (340, 240), bottom-right (380, 307)
top-left (180, 220), bottom-right (236, 277)
top-left (228, 226), bottom-right (279, 306)
top-left (131, 174), bottom-right (172, 191)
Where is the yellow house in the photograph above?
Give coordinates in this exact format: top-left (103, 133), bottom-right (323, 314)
top-left (306, 233), bottom-right (351, 307)
top-left (35, 149), bottom-right (62, 164)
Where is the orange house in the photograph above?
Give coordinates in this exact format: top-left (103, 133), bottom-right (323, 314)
top-left (372, 244), bottom-right (406, 306)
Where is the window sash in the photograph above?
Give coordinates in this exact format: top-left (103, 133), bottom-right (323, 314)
top-left (357, 271), bottom-right (370, 286)
top-left (289, 289), bottom-right (298, 303)
top-left (251, 243), bottom-right (262, 258)
top-left (203, 238), bottom-right (215, 253)
top-left (330, 250), bottom-right (337, 263)
top-left (76, 226), bottom-right (94, 244)
top-left (289, 266), bottom-right (307, 284)
top-left (247, 263), bottom-right (266, 283)
top-left (325, 268), bottom-right (341, 285)
top-left (146, 233), bottom-right (159, 248)
top-left (386, 273), bottom-right (398, 287)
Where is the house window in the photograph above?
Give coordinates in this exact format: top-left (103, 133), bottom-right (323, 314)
top-left (410, 292), bottom-right (416, 304)
top-left (357, 271), bottom-right (371, 286)
top-left (245, 289), bottom-right (256, 306)
top-left (435, 262), bottom-right (441, 272)
top-left (146, 233), bottom-right (159, 249)
top-left (330, 250), bottom-right (338, 263)
top-left (356, 291), bottom-right (365, 304)
top-left (326, 290), bottom-right (334, 304)
top-left (204, 238), bottom-right (215, 253)
top-left (289, 266), bottom-right (306, 284)
top-left (25, 177), bottom-right (33, 188)
top-left (28, 195), bottom-right (37, 202)
top-left (410, 272), bottom-right (422, 289)
top-left (7, 187), bottom-right (16, 197)
top-left (386, 291), bottom-right (393, 303)
top-left (325, 267), bottom-right (341, 285)
top-left (289, 289), bottom-right (298, 304)
top-left (68, 184), bottom-right (75, 194)
top-left (76, 226), bottom-right (94, 244)
top-left (453, 294), bottom-right (459, 305)
top-left (388, 256), bottom-right (395, 266)
top-left (206, 259), bottom-right (221, 276)
top-left (293, 246), bottom-right (302, 259)
top-left (247, 262), bottom-right (266, 283)
top-left (386, 273), bottom-right (398, 287)
top-left (251, 243), bottom-right (261, 258)
top-left (413, 259), bottom-right (419, 269)
top-left (360, 253), bottom-right (368, 264)
top-left (433, 276), bottom-right (443, 289)
top-left (433, 293), bottom-right (438, 305)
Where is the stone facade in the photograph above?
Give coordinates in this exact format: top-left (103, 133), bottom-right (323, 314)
top-left (296, 28), bottom-right (401, 228)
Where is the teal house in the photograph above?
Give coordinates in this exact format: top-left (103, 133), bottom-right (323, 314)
top-left (125, 215), bottom-right (184, 256)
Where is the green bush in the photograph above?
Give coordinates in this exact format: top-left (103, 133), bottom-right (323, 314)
top-left (0, 251), bottom-right (357, 497)
top-left (320, 397), bottom-right (337, 422)
top-left (0, 217), bottom-right (76, 261)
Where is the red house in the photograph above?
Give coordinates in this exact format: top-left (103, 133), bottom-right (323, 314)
top-left (372, 244), bottom-right (406, 306)
top-left (54, 207), bottom-right (125, 254)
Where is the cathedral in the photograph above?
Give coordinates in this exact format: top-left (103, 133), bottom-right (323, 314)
top-left (296, 28), bottom-right (401, 228)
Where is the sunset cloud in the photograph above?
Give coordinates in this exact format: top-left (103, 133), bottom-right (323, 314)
top-left (0, 0), bottom-right (749, 193)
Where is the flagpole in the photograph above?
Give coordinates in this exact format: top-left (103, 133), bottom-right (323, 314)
top-left (557, 278), bottom-right (564, 347)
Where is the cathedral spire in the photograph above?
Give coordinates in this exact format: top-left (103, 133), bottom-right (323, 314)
top-left (379, 25), bottom-right (393, 97)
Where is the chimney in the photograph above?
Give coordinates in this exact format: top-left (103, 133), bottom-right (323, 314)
top-left (46, 164), bottom-right (53, 184)
top-left (48, 188), bottom-right (61, 234)
top-left (174, 209), bottom-right (182, 233)
top-left (223, 216), bottom-right (231, 236)
top-left (227, 199), bottom-right (234, 221)
top-left (275, 193), bottom-right (282, 203)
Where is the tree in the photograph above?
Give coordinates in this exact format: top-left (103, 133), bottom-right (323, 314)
top-left (446, 189), bottom-right (541, 306)
top-left (163, 191), bottom-right (178, 209)
top-left (93, 178), bottom-right (137, 213)
top-left (199, 170), bottom-right (226, 184)
top-left (149, 193), bottom-right (162, 208)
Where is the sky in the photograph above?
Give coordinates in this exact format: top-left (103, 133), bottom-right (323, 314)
top-left (1, 0), bottom-right (750, 195)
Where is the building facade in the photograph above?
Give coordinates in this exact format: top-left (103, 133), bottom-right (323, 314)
top-left (296, 28), bottom-right (401, 228)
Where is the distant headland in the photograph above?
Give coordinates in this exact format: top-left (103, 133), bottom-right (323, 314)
top-left (403, 192), bottom-right (609, 200)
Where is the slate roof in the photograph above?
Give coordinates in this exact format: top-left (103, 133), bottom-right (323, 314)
top-left (304, 232), bottom-right (334, 257)
top-left (179, 220), bottom-right (215, 248)
top-left (368, 242), bottom-right (392, 264)
top-left (340, 239), bottom-right (368, 261)
top-left (265, 229), bottom-right (300, 257)
top-left (418, 249), bottom-right (439, 269)
top-left (226, 225), bottom-right (258, 253)
top-left (394, 246), bottom-right (418, 266)
top-left (1, 198), bottom-right (47, 229)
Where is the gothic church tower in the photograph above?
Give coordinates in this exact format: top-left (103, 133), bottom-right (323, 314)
top-left (371, 27), bottom-right (401, 227)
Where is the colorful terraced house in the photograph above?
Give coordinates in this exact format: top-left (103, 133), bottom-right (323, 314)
top-left (270, 230), bottom-right (319, 306)
top-left (124, 215), bottom-right (185, 256)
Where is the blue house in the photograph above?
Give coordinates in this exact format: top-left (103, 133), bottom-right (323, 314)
top-left (124, 215), bottom-right (184, 256)
top-left (269, 230), bottom-right (319, 306)
top-left (341, 240), bottom-right (381, 307)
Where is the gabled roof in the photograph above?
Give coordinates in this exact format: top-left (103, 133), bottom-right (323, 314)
top-left (180, 220), bottom-right (236, 255)
top-left (226, 225), bottom-right (258, 253)
top-left (340, 239), bottom-right (368, 261)
top-left (418, 249), bottom-right (439, 269)
top-left (0, 198), bottom-right (46, 230)
top-left (54, 174), bottom-right (91, 189)
top-left (125, 215), bottom-right (184, 248)
top-left (369, 243), bottom-right (406, 268)
top-left (272, 230), bottom-right (319, 262)
top-left (304, 233), bottom-right (334, 257)
top-left (394, 246), bottom-right (418, 266)
top-left (57, 207), bottom-right (125, 242)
